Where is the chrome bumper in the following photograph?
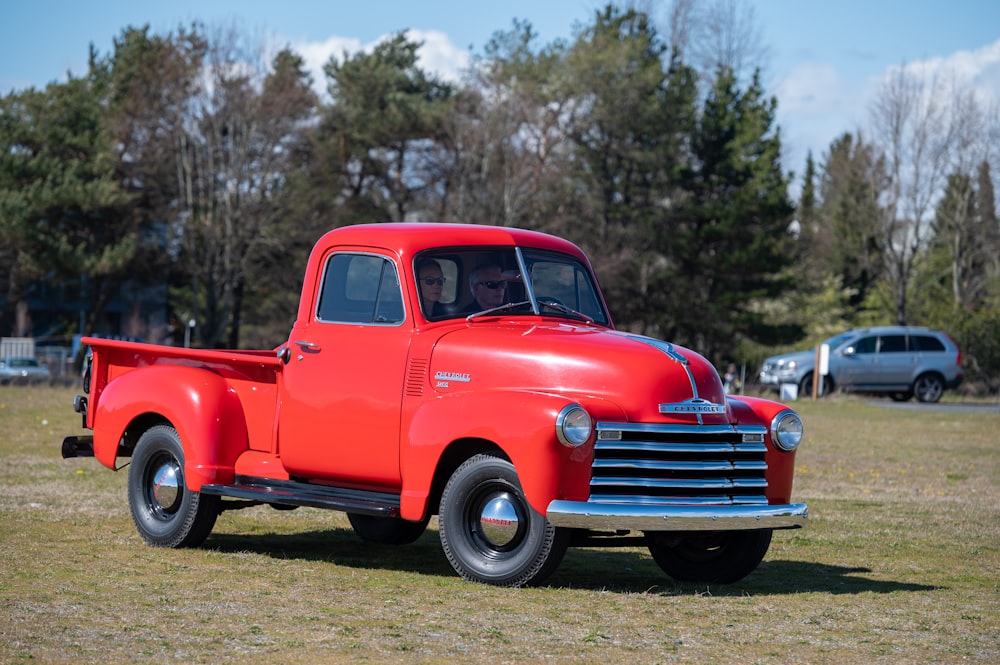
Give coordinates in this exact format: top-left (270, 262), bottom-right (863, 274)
top-left (546, 500), bottom-right (808, 532)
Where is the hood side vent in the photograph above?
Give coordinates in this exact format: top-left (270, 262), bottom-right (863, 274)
top-left (405, 358), bottom-right (429, 397)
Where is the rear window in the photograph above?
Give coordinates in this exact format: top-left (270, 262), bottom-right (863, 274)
top-left (879, 335), bottom-right (907, 353)
top-left (910, 335), bottom-right (946, 352)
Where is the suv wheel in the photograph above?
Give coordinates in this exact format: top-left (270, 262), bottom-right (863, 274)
top-left (913, 373), bottom-right (944, 403)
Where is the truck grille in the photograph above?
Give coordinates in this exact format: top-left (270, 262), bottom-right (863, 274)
top-left (591, 422), bottom-right (769, 506)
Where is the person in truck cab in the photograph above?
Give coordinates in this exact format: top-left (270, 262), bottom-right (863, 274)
top-left (464, 264), bottom-right (507, 312)
top-left (416, 258), bottom-right (446, 318)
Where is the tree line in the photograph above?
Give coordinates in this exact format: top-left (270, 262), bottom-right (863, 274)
top-left (1, 2), bottom-right (998, 390)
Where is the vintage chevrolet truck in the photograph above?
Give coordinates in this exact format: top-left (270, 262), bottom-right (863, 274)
top-left (62, 223), bottom-right (807, 587)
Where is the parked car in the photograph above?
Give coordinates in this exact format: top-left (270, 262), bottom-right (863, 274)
top-left (0, 356), bottom-right (51, 384)
top-left (759, 326), bottom-right (963, 403)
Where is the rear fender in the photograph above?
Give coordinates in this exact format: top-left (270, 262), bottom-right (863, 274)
top-left (92, 365), bottom-right (249, 490)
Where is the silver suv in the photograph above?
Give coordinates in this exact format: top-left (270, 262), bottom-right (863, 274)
top-left (759, 326), bottom-right (964, 403)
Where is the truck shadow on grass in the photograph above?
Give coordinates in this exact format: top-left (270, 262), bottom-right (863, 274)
top-left (204, 528), bottom-right (940, 596)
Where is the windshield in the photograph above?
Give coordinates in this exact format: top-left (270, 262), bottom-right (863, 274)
top-left (823, 331), bottom-right (858, 351)
top-left (414, 247), bottom-right (609, 325)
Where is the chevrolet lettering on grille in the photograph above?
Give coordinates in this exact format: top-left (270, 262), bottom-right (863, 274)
top-left (659, 398), bottom-right (727, 414)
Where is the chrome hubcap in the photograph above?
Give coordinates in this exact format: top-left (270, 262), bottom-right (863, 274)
top-left (151, 459), bottom-right (181, 512)
top-left (478, 493), bottom-right (520, 547)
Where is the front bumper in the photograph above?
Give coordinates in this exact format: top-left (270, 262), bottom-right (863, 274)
top-left (546, 500), bottom-right (808, 532)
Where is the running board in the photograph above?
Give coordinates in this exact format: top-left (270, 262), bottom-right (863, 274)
top-left (200, 476), bottom-right (400, 517)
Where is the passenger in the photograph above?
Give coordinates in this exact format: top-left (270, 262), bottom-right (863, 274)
top-left (416, 258), bottom-right (446, 318)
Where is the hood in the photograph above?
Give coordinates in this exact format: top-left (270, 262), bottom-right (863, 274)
top-left (764, 349), bottom-right (816, 368)
top-left (427, 321), bottom-right (729, 424)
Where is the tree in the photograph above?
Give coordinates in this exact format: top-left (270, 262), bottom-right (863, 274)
top-left (0, 71), bottom-right (142, 340)
top-left (868, 66), bottom-right (959, 324)
top-left (650, 66), bottom-right (797, 361)
top-left (439, 20), bottom-right (572, 229)
top-left (125, 28), bottom-right (315, 348)
top-left (805, 132), bottom-right (888, 313)
top-left (317, 32), bottom-right (454, 224)
top-left (558, 6), bottom-right (698, 328)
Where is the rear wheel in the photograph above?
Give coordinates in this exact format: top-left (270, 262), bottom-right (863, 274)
top-left (913, 373), bottom-right (944, 403)
top-left (645, 530), bottom-right (772, 584)
top-left (438, 454), bottom-right (568, 587)
top-left (348, 513), bottom-right (429, 545)
top-left (128, 424), bottom-right (219, 548)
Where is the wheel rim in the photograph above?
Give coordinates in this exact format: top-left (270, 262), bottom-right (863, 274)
top-left (466, 485), bottom-right (527, 555)
top-left (145, 453), bottom-right (183, 518)
top-left (916, 376), bottom-right (942, 402)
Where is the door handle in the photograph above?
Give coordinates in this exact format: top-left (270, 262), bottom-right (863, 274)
top-left (294, 340), bottom-right (318, 349)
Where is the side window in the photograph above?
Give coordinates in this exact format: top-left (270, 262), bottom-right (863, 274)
top-left (911, 335), bottom-right (945, 352)
top-left (853, 336), bottom-right (877, 354)
top-left (879, 335), bottom-right (907, 353)
top-left (317, 253), bottom-right (405, 325)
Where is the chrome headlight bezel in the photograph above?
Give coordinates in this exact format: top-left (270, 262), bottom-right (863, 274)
top-left (556, 404), bottom-right (592, 448)
top-left (770, 410), bottom-right (803, 451)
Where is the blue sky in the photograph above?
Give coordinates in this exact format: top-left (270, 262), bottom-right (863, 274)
top-left (3, 0), bottom-right (999, 179)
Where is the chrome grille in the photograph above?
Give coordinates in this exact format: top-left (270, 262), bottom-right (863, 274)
top-left (591, 422), bottom-right (769, 506)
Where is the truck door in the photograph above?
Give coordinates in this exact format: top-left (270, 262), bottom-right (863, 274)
top-left (278, 250), bottom-right (409, 487)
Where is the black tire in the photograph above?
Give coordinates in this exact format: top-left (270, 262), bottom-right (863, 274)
top-left (128, 424), bottom-right (219, 548)
top-left (348, 513), bottom-right (429, 545)
top-left (913, 373), bottom-right (944, 403)
top-left (889, 390), bottom-right (913, 402)
top-left (438, 453), bottom-right (568, 587)
top-left (798, 373), bottom-right (833, 398)
top-left (645, 529), bottom-right (772, 584)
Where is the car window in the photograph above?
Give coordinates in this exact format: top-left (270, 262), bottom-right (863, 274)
top-left (317, 253), bottom-right (405, 325)
top-left (910, 335), bottom-right (945, 352)
top-left (852, 336), bottom-right (877, 354)
top-left (879, 335), bottom-right (906, 353)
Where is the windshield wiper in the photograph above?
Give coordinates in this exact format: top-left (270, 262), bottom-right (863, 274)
top-left (537, 299), bottom-right (594, 323)
top-left (465, 300), bottom-right (532, 321)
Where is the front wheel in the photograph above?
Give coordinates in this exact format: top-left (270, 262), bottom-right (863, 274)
top-left (128, 424), bottom-right (219, 548)
top-left (798, 373), bottom-right (832, 398)
top-left (645, 529), bottom-right (772, 584)
top-left (438, 454), bottom-right (568, 587)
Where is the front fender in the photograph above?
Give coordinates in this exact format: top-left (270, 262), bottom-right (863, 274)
top-left (728, 395), bottom-right (799, 504)
top-left (400, 390), bottom-right (622, 521)
top-left (92, 365), bottom-right (249, 490)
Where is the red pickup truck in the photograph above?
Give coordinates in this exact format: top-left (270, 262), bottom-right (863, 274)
top-left (62, 223), bottom-right (806, 587)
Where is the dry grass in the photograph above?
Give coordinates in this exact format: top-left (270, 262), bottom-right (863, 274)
top-left (1, 385), bottom-right (997, 664)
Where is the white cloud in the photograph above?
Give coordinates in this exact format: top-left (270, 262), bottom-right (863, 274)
top-left (776, 39), bottom-right (1000, 177)
top-left (290, 29), bottom-right (470, 100)
top-left (892, 38), bottom-right (1000, 108)
top-left (406, 29), bottom-right (471, 83)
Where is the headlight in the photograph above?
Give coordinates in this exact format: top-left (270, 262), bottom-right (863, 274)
top-left (556, 404), bottom-right (592, 447)
top-left (782, 360), bottom-right (797, 371)
top-left (770, 410), bottom-right (803, 451)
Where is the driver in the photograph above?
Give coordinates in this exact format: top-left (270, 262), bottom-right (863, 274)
top-left (464, 264), bottom-right (507, 312)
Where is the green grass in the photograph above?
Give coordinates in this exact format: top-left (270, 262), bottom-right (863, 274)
top-left (1, 386), bottom-right (998, 663)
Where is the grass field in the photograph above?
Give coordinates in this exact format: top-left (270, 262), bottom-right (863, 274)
top-left (1, 385), bottom-right (997, 664)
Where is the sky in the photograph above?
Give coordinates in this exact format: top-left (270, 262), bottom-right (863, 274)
top-left (2, 0), bottom-right (999, 182)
